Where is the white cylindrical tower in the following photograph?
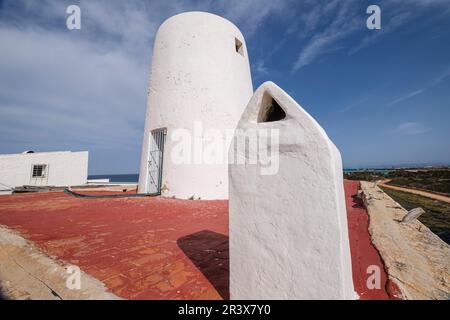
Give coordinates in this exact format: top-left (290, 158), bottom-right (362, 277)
top-left (138, 12), bottom-right (253, 199)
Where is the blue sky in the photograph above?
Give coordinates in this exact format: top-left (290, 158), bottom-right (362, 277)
top-left (0, 0), bottom-right (449, 174)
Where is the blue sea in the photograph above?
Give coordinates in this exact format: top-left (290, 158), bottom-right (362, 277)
top-left (92, 170), bottom-right (392, 182)
top-left (344, 168), bottom-right (391, 175)
top-left (88, 174), bottom-right (139, 183)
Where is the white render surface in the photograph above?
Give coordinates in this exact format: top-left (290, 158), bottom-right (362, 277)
top-left (229, 82), bottom-right (356, 299)
top-left (0, 151), bottom-right (88, 188)
top-left (138, 11), bottom-right (253, 199)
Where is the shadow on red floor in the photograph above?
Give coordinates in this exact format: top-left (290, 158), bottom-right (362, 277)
top-left (177, 230), bottom-right (229, 299)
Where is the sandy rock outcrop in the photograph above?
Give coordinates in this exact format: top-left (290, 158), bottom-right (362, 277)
top-left (360, 181), bottom-right (450, 300)
top-left (0, 225), bottom-right (120, 300)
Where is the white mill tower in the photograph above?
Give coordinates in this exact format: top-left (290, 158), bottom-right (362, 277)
top-left (138, 12), bottom-right (253, 199)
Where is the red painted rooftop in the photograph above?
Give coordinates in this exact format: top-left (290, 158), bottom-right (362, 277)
top-left (0, 180), bottom-right (396, 299)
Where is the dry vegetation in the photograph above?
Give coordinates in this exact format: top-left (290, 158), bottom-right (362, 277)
top-left (380, 187), bottom-right (450, 245)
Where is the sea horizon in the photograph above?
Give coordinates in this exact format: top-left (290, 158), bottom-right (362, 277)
top-left (90, 163), bottom-right (450, 183)
top-left (88, 173), bottom-right (139, 183)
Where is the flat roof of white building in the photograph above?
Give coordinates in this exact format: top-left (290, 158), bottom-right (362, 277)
top-left (0, 150), bottom-right (87, 158)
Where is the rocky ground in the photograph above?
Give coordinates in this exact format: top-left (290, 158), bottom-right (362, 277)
top-left (0, 225), bottom-right (119, 300)
top-left (360, 181), bottom-right (450, 300)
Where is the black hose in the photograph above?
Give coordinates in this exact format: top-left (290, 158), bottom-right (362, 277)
top-left (64, 188), bottom-right (160, 199)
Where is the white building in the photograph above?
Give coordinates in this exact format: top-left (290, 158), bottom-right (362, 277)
top-left (0, 151), bottom-right (88, 191)
top-left (138, 12), bottom-right (253, 199)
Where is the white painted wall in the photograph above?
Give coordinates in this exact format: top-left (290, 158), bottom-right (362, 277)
top-left (229, 82), bottom-right (356, 299)
top-left (0, 151), bottom-right (88, 188)
top-left (138, 11), bottom-right (253, 199)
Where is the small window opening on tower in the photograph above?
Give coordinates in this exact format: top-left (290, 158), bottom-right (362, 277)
top-left (235, 37), bottom-right (244, 56)
top-left (258, 94), bottom-right (286, 123)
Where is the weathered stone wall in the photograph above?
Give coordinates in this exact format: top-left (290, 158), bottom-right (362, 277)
top-left (360, 181), bottom-right (450, 300)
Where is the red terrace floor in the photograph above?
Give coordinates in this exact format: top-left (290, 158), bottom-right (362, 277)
top-left (345, 180), bottom-right (393, 300)
top-left (0, 181), bottom-right (394, 300)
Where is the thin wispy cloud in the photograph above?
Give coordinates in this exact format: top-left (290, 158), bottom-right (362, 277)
top-left (351, 0), bottom-right (450, 55)
top-left (349, 11), bottom-right (411, 55)
top-left (387, 89), bottom-right (425, 106)
top-left (291, 0), bottom-right (450, 72)
top-left (214, 0), bottom-right (289, 36)
top-left (254, 59), bottom-right (269, 76)
top-left (394, 122), bottom-right (431, 135)
top-left (388, 67), bottom-right (450, 106)
top-left (292, 1), bottom-right (361, 72)
top-left (293, 0), bottom-right (341, 38)
top-left (339, 96), bottom-right (370, 113)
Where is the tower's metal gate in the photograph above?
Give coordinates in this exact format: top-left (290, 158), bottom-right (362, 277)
top-left (147, 128), bottom-right (166, 194)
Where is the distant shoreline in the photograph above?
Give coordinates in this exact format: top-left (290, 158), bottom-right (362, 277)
top-left (90, 166), bottom-right (450, 182)
top-left (344, 165), bottom-right (450, 173)
top-left (88, 174), bottom-right (139, 183)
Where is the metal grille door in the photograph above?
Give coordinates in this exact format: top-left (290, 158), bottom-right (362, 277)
top-left (147, 128), bottom-right (166, 194)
